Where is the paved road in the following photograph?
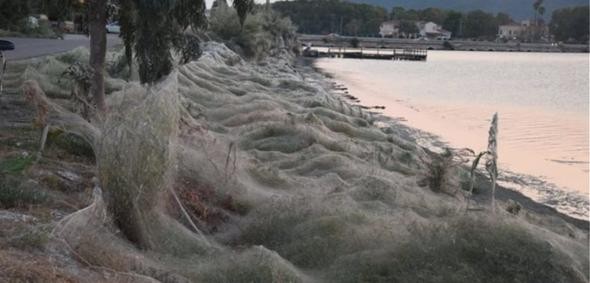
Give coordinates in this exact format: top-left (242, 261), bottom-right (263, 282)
top-left (0, 34), bottom-right (121, 60)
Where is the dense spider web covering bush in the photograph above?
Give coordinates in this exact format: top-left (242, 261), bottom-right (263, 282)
top-left (17, 41), bottom-right (588, 283)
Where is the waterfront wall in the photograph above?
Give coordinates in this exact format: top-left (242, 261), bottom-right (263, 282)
top-left (299, 34), bottom-right (589, 53)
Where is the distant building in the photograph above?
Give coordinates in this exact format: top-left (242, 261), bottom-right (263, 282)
top-left (417, 21), bottom-right (452, 40)
top-left (498, 24), bottom-right (525, 39)
top-left (379, 20), bottom-right (400, 38)
top-left (498, 20), bottom-right (549, 41)
top-left (520, 20), bottom-right (532, 27)
top-left (380, 20), bottom-right (451, 39)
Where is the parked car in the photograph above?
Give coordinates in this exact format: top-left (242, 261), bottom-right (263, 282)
top-left (106, 22), bottom-right (120, 34)
top-left (63, 21), bottom-right (75, 33)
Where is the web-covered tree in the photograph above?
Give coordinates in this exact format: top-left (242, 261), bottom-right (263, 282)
top-left (233, 0), bottom-right (255, 29)
top-left (118, 0), bottom-right (207, 84)
top-left (212, 0), bottom-right (228, 10)
top-left (88, 0), bottom-right (107, 113)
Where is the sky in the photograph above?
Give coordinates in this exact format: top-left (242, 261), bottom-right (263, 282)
top-left (204, 0), bottom-right (276, 9)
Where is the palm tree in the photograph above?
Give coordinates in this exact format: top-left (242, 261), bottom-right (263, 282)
top-left (532, 0), bottom-right (545, 40)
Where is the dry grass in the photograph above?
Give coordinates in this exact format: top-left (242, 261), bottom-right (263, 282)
top-left (329, 216), bottom-right (587, 283)
top-left (0, 249), bottom-right (77, 283)
top-left (423, 148), bottom-right (464, 196)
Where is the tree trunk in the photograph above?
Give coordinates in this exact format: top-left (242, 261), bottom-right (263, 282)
top-left (88, 0), bottom-right (107, 113)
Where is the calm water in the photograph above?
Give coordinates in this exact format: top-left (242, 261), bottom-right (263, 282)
top-left (317, 51), bottom-right (589, 217)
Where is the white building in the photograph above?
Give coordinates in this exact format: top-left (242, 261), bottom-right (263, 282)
top-left (417, 21), bottom-right (452, 40)
top-left (379, 20), bottom-right (400, 38)
top-left (498, 24), bottom-right (525, 39)
top-left (380, 20), bottom-right (451, 39)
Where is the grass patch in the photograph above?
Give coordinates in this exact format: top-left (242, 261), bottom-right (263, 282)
top-left (0, 155), bottom-right (34, 175)
top-left (48, 131), bottom-right (95, 160)
top-left (0, 175), bottom-right (47, 208)
top-left (195, 247), bottom-right (303, 282)
top-left (238, 198), bottom-right (369, 269)
top-left (8, 226), bottom-right (50, 251)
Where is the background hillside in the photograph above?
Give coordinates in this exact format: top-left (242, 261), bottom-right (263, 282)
top-left (349, 0), bottom-right (588, 20)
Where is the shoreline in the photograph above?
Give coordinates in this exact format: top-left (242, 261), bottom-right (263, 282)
top-left (301, 57), bottom-right (589, 231)
top-left (299, 34), bottom-right (590, 53)
top-left (0, 41), bottom-right (587, 282)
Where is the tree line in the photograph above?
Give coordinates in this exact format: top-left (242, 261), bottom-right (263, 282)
top-left (272, 0), bottom-right (387, 36)
top-left (549, 6), bottom-right (589, 43)
top-left (271, 0), bottom-right (589, 42)
top-left (271, 0), bottom-right (516, 38)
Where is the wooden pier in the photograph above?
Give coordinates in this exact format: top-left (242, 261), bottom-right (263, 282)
top-left (303, 47), bottom-right (427, 61)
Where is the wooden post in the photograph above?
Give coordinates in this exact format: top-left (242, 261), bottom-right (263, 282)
top-left (35, 125), bottom-right (49, 163)
top-left (0, 51), bottom-right (4, 94)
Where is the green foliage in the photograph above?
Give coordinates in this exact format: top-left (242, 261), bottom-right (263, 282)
top-left (119, 0), bottom-right (136, 73)
top-left (43, 0), bottom-right (85, 22)
top-left (0, 0), bottom-right (31, 30)
top-left (0, 175), bottom-right (48, 208)
top-left (392, 6), bottom-right (516, 40)
top-left (463, 10), bottom-right (498, 39)
top-left (49, 131), bottom-right (95, 159)
top-left (399, 20), bottom-right (418, 36)
top-left (272, 0), bottom-right (388, 36)
top-left (232, 0), bottom-right (254, 28)
top-left (174, 0), bottom-right (207, 30)
top-left (550, 6), bottom-right (589, 43)
top-left (330, 217), bottom-right (587, 283)
top-left (273, 1), bottom-right (523, 40)
top-left (390, 6), bottom-right (407, 20)
top-left (9, 226), bottom-right (50, 251)
top-left (120, 0), bottom-right (207, 83)
top-left (495, 12), bottom-right (513, 25)
top-left (209, 5), bottom-right (241, 40)
top-left (0, 155), bottom-right (34, 175)
top-left (177, 34), bottom-right (203, 64)
top-left (418, 7), bottom-right (447, 24)
top-left (134, 2), bottom-right (175, 83)
top-left (210, 8), bottom-right (297, 59)
top-left (442, 11), bottom-right (463, 37)
top-left (0, 0), bottom-right (57, 38)
top-left (390, 6), bottom-right (420, 21)
top-left (533, 0), bottom-right (545, 17)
